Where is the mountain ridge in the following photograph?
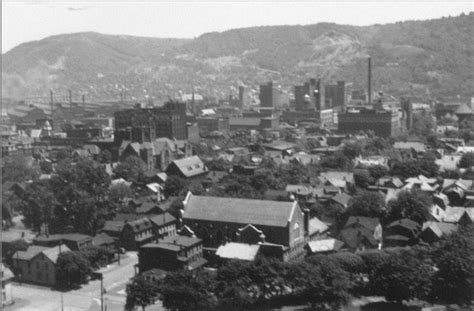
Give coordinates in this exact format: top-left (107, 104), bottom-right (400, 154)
top-left (2, 13), bottom-right (473, 101)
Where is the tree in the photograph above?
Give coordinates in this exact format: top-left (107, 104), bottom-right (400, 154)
top-left (298, 259), bottom-right (352, 310)
top-left (367, 165), bottom-right (389, 180)
top-left (320, 152), bottom-right (352, 171)
top-left (2, 155), bottom-right (39, 184)
top-left (346, 191), bottom-right (386, 218)
top-left (459, 152), bottom-right (474, 168)
top-left (109, 183), bottom-right (132, 202)
top-left (430, 224), bottom-right (474, 305)
top-left (20, 181), bottom-right (56, 232)
top-left (390, 158), bottom-right (439, 179)
top-left (342, 142), bottom-right (362, 160)
top-left (113, 156), bottom-right (146, 183)
top-left (354, 169), bottom-right (371, 188)
top-left (56, 251), bottom-right (91, 289)
top-left (385, 189), bottom-right (432, 224)
top-left (161, 270), bottom-right (217, 310)
top-left (126, 276), bottom-right (158, 311)
top-left (164, 175), bottom-right (188, 197)
top-left (98, 149), bottom-right (112, 164)
top-left (370, 250), bottom-right (432, 304)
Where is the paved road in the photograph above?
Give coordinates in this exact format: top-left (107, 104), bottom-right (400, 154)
top-left (5, 252), bottom-right (164, 311)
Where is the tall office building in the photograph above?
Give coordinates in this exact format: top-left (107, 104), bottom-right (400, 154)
top-left (259, 82), bottom-right (282, 108)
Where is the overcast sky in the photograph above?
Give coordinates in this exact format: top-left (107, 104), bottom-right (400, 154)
top-left (2, 1), bottom-right (472, 53)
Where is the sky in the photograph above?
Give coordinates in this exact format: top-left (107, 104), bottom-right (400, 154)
top-left (2, 1), bottom-right (473, 53)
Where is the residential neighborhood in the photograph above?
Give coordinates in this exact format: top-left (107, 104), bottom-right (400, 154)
top-left (1, 4), bottom-right (473, 311)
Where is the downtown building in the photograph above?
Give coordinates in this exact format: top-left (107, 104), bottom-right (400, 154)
top-left (114, 101), bottom-right (187, 144)
top-left (338, 107), bottom-right (404, 137)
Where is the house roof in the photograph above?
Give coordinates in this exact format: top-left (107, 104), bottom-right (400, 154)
top-left (308, 217), bottom-right (329, 235)
top-left (148, 212), bottom-right (176, 227)
top-left (142, 235), bottom-right (201, 251)
top-left (454, 103), bottom-right (473, 115)
top-left (34, 233), bottom-right (92, 243)
top-left (386, 219), bottom-right (421, 232)
top-left (306, 239), bottom-right (344, 253)
top-left (92, 233), bottom-right (115, 246)
top-left (14, 244), bottom-right (70, 263)
top-left (183, 193), bottom-right (298, 228)
top-left (421, 221), bottom-right (458, 238)
top-left (83, 144), bottom-right (101, 155)
top-left (216, 242), bottom-right (260, 261)
top-left (42, 244), bottom-right (70, 263)
top-left (146, 183), bottom-right (163, 193)
top-left (320, 171), bottom-right (354, 188)
top-left (330, 193), bottom-right (352, 207)
top-left (102, 221), bottom-right (126, 233)
top-left (125, 218), bottom-right (153, 233)
top-left (393, 141), bottom-right (426, 153)
top-left (444, 207), bottom-right (474, 223)
top-left (442, 179), bottom-right (473, 191)
top-left (343, 216), bottom-right (379, 231)
top-left (262, 141), bottom-right (297, 151)
top-left (168, 156), bottom-right (207, 178)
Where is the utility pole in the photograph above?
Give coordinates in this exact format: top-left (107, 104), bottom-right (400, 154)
top-left (61, 292), bottom-right (64, 311)
top-left (100, 273), bottom-right (104, 311)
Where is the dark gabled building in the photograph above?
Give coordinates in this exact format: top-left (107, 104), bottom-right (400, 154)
top-left (182, 193), bottom-right (309, 262)
top-left (166, 156), bottom-right (208, 179)
top-left (383, 218), bottom-right (421, 247)
top-left (12, 244), bottom-right (71, 287)
top-left (338, 216), bottom-right (381, 250)
top-left (148, 213), bottom-right (177, 239)
top-left (121, 218), bottom-right (155, 250)
top-left (114, 101), bottom-right (187, 144)
top-left (33, 234), bottom-right (93, 251)
top-left (138, 236), bottom-right (206, 273)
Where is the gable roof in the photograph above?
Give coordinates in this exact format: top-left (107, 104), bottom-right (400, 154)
top-left (320, 171), bottom-right (354, 188)
top-left (422, 221), bottom-right (458, 238)
top-left (168, 156), bottom-right (207, 178)
top-left (330, 193), bottom-right (352, 207)
top-left (14, 244), bottom-right (70, 263)
top-left (307, 239), bottom-right (344, 253)
top-left (308, 217), bottom-right (329, 235)
top-left (343, 216), bottom-right (379, 231)
top-left (125, 218), bottom-right (153, 233)
top-left (102, 220), bottom-right (126, 233)
top-left (92, 233), bottom-right (115, 246)
top-left (142, 235), bottom-right (201, 251)
top-left (148, 212), bottom-right (176, 227)
top-left (216, 242), bottom-right (260, 261)
top-left (183, 193), bottom-right (298, 228)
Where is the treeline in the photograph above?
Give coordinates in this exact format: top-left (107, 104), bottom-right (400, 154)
top-left (126, 224), bottom-right (473, 311)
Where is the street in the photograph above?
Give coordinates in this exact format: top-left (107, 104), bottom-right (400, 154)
top-left (5, 252), bottom-right (164, 311)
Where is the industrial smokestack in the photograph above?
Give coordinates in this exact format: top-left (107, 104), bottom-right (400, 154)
top-left (82, 94), bottom-right (85, 110)
top-left (50, 90), bottom-right (54, 116)
top-left (68, 89), bottom-right (72, 109)
top-left (368, 57), bottom-right (372, 105)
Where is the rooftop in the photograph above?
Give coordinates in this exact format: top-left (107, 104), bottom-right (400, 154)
top-left (183, 193), bottom-right (298, 228)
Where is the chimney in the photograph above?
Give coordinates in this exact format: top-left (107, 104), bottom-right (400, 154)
top-left (303, 208), bottom-right (310, 236)
top-left (368, 57), bottom-right (372, 105)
